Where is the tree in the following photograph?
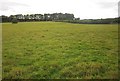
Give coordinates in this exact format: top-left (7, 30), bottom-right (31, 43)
top-left (1, 15), bottom-right (9, 22)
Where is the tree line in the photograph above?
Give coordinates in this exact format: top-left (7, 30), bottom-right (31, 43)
top-left (0, 13), bottom-right (75, 22)
top-left (0, 13), bottom-right (120, 24)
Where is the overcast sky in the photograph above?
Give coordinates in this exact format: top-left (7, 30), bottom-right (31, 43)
top-left (0, 0), bottom-right (119, 19)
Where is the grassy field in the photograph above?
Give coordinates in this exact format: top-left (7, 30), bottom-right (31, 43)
top-left (2, 22), bottom-right (118, 79)
top-left (0, 23), bottom-right (2, 80)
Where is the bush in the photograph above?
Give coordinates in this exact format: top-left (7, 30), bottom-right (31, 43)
top-left (12, 18), bottom-right (18, 24)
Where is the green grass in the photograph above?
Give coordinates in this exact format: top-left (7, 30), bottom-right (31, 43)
top-left (2, 22), bottom-right (118, 79)
top-left (0, 24), bottom-right (2, 80)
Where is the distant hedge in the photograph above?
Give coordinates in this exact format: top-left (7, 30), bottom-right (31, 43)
top-left (55, 17), bottom-right (120, 24)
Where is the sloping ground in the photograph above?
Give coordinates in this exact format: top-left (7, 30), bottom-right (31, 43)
top-left (2, 22), bottom-right (118, 79)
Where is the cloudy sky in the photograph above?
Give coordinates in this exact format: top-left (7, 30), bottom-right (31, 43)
top-left (0, 0), bottom-right (119, 19)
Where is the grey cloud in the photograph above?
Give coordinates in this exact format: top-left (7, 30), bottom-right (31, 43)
top-left (0, 5), bottom-right (10, 11)
top-left (0, 1), bottom-right (29, 11)
top-left (97, 1), bottom-right (117, 9)
top-left (118, 1), bottom-right (120, 16)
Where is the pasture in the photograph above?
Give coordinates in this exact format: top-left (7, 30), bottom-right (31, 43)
top-left (2, 22), bottom-right (118, 79)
